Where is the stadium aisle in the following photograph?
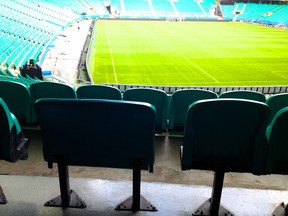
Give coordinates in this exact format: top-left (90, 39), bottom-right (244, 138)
top-left (41, 19), bottom-right (93, 85)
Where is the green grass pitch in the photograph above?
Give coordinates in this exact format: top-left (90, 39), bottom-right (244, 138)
top-left (89, 20), bottom-right (288, 86)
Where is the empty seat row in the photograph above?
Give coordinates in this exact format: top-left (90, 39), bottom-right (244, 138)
top-left (2, 81), bottom-right (288, 132)
top-left (38, 98), bottom-right (288, 215)
top-left (2, 97), bottom-right (287, 215)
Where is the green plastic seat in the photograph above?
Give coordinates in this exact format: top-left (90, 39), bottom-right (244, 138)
top-left (181, 98), bottom-right (270, 216)
top-left (0, 97), bottom-right (29, 204)
top-left (35, 99), bottom-right (157, 211)
top-left (266, 93), bottom-right (288, 125)
top-left (29, 82), bottom-right (77, 122)
top-left (76, 85), bottom-right (122, 100)
top-left (123, 88), bottom-right (168, 132)
top-left (168, 89), bottom-right (217, 134)
top-left (265, 107), bottom-right (288, 215)
top-left (219, 90), bottom-right (266, 102)
top-left (0, 81), bottom-right (32, 124)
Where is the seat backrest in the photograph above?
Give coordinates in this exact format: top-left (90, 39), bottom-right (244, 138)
top-left (266, 93), bottom-right (288, 125)
top-left (266, 107), bottom-right (288, 174)
top-left (181, 99), bottom-right (270, 173)
top-left (0, 98), bottom-right (27, 162)
top-left (29, 82), bottom-right (77, 122)
top-left (35, 99), bottom-right (156, 169)
top-left (123, 88), bottom-right (168, 131)
top-left (76, 85), bottom-right (122, 100)
top-left (219, 90), bottom-right (266, 103)
top-left (0, 81), bottom-right (32, 124)
top-left (168, 89), bottom-right (217, 132)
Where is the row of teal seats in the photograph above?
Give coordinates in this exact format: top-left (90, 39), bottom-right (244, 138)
top-left (1, 80), bottom-right (288, 131)
top-left (30, 98), bottom-right (288, 215)
top-left (0, 98), bottom-right (29, 204)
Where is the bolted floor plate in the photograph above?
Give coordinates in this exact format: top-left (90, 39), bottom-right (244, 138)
top-left (44, 189), bottom-right (86, 208)
top-left (115, 195), bottom-right (157, 212)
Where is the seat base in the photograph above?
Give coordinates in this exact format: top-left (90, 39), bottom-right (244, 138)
top-left (44, 189), bottom-right (86, 208)
top-left (115, 195), bottom-right (157, 212)
top-left (272, 202), bottom-right (288, 216)
top-left (192, 199), bottom-right (234, 216)
top-left (0, 186), bottom-right (7, 204)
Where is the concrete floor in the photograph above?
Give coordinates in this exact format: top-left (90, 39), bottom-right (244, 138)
top-left (1, 129), bottom-right (288, 215)
top-left (0, 175), bottom-right (288, 216)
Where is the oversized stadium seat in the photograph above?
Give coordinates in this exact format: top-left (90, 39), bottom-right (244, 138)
top-left (168, 89), bottom-right (218, 134)
top-left (219, 90), bottom-right (266, 102)
top-left (29, 82), bottom-right (77, 122)
top-left (0, 98), bottom-right (29, 204)
top-left (35, 99), bottom-right (157, 211)
top-left (123, 88), bottom-right (168, 132)
top-left (265, 107), bottom-right (288, 215)
top-left (76, 85), bottom-right (122, 100)
top-left (180, 99), bottom-right (270, 215)
top-left (0, 81), bottom-right (33, 124)
top-left (266, 93), bottom-right (288, 125)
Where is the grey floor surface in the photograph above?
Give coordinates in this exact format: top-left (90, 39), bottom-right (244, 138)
top-left (0, 129), bottom-right (288, 215)
top-left (0, 175), bottom-right (288, 216)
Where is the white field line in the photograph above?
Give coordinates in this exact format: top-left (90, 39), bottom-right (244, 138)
top-left (271, 71), bottom-right (288, 80)
top-left (181, 55), bottom-right (220, 83)
top-left (104, 21), bottom-right (118, 84)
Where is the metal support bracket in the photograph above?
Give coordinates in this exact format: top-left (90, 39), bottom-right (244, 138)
top-left (115, 159), bottom-right (157, 212)
top-left (272, 202), bottom-right (288, 216)
top-left (192, 199), bottom-right (234, 216)
top-left (193, 171), bottom-right (233, 216)
top-left (45, 189), bottom-right (86, 208)
top-left (0, 186), bottom-right (7, 204)
top-left (44, 159), bottom-right (86, 208)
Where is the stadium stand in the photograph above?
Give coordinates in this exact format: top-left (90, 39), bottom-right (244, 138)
top-left (35, 99), bottom-right (157, 211)
top-left (220, 3), bottom-right (235, 20)
top-left (180, 98), bottom-right (270, 215)
top-left (123, 88), bottom-right (168, 132)
top-left (124, 0), bottom-right (151, 13)
top-left (237, 3), bottom-right (277, 22)
top-left (0, 0), bottom-right (288, 215)
top-left (151, 0), bottom-right (175, 13)
top-left (218, 90), bottom-right (266, 102)
top-left (175, 0), bottom-right (203, 14)
top-left (258, 5), bottom-right (288, 25)
top-left (168, 89), bottom-right (218, 134)
top-left (0, 97), bottom-right (29, 203)
top-left (76, 84), bottom-right (122, 100)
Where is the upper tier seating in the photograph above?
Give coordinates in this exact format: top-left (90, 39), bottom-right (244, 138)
top-left (35, 99), bottom-right (157, 211)
top-left (174, 0), bottom-right (203, 14)
top-left (181, 98), bottom-right (270, 215)
top-left (124, 0), bottom-right (151, 12)
top-left (237, 3), bottom-right (277, 21)
top-left (152, 0), bottom-right (175, 13)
